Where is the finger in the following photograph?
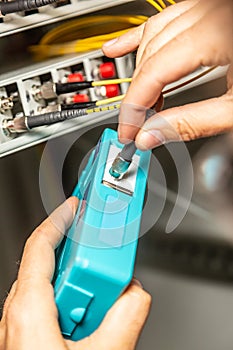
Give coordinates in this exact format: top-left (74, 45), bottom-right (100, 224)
top-left (17, 196), bottom-right (78, 284)
top-left (4, 197), bottom-right (78, 349)
top-left (102, 1), bottom-right (197, 61)
top-left (14, 196), bottom-right (77, 321)
top-left (86, 280), bottom-right (151, 350)
top-left (135, 93), bottom-right (233, 149)
top-left (136, 0), bottom-right (198, 66)
top-left (118, 103), bottom-right (148, 143)
top-left (117, 96), bottom-right (163, 143)
top-left (227, 63), bottom-right (233, 90)
top-left (139, 0), bottom-right (233, 70)
top-left (102, 22), bottom-right (145, 58)
top-left (0, 330), bottom-right (4, 350)
top-left (127, 4), bottom-right (232, 107)
top-left (119, 4), bottom-right (232, 141)
top-left (1, 281), bottom-right (17, 323)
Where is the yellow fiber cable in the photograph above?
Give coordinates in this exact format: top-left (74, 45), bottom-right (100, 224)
top-left (30, 0), bottom-right (176, 60)
top-left (30, 15), bottom-right (148, 60)
top-left (96, 95), bottom-right (125, 106)
top-left (30, 29), bottom-right (131, 58)
top-left (41, 15), bottom-right (147, 45)
top-left (30, 29), bottom-right (130, 58)
top-left (156, 0), bottom-right (167, 9)
top-left (146, 0), bottom-right (163, 12)
top-left (92, 78), bottom-right (132, 87)
top-left (165, 0), bottom-right (176, 5)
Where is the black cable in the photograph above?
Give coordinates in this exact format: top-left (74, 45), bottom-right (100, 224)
top-left (61, 101), bottom-right (96, 110)
top-left (119, 142), bottom-right (137, 162)
top-left (26, 108), bottom-right (87, 129)
top-left (55, 82), bottom-right (93, 95)
top-left (0, 0), bottom-right (57, 15)
top-left (5, 104), bottom-right (120, 133)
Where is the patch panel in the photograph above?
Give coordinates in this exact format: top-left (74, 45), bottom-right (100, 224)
top-left (0, 44), bottom-right (228, 158)
top-left (0, 50), bottom-right (134, 157)
top-left (0, 0), bottom-right (134, 38)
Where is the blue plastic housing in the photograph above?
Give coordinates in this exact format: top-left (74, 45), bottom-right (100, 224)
top-left (53, 128), bottom-right (151, 340)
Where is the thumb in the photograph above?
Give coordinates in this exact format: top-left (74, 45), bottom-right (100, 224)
top-left (135, 93), bottom-right (233, 149)
top-left (89, 280), bottom-right (151, 350)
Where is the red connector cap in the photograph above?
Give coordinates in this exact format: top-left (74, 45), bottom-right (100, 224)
top-left (99, 62), bottom-right (116, 79)
top-left (72, 94), bottom-right (90, 103)
top-left (67, 73), bottom-right (84, 83)
top-left (105, 84), bottom-right (120, 98)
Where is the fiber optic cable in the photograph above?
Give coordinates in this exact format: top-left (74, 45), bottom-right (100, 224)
top-left (30, 0), bottom-right (177, 60)
top-left (163, 66), bottom-right (217, 95)
top-left (92, 79), bottom-right (132, 87)
top-left (62, 66), bottom-right (217, 109)
top-left (2, 64), bottom-right (218, 136)
top-left (30, 15), bottom-right (148, 60)
top-left (3, 104), bottom-right (121, 133)
top-left (166, 0), bottom-right (176, 5)
top-left (156, 0), bottom-right (166, 9)
top-left (62, 95), bottom-right (125, 110)
top-left (40, 15), bottom-right (148, 45)
top-left (35, 80), bottom-right (129, 100)
top-left (146, 0), bottom-right (163, 12)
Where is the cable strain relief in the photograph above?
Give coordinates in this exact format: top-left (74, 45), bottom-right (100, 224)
top-left (60, 109), bottom-right (87, 121)
top-left (27, 109), bottom-right (87, 129)
top-left (56, 82), bottom-right (93, 95)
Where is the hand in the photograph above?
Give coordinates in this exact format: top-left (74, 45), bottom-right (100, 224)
top-left (102, 0), bottom-right (233, 149)
top-left (0, 197), bottom-right (151, 350)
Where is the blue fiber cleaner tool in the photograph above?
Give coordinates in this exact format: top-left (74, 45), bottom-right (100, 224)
top-left (53, 128), bottom-right (151, 340)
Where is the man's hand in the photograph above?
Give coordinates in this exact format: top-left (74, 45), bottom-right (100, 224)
top-left (103, 0), bottom-right (233, 149)
top-left (0, 197), bottom-right (151, 350)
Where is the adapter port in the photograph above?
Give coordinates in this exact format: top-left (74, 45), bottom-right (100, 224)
top-left (0, 116), bottom-right (15, 143)
top-left (0, 96), bottom-right (13, 112)
top-left (0, 84), bottom-right (22, 118)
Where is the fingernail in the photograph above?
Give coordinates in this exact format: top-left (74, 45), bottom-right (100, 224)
top-left (118, 137), bottom-right (133, 144)
top-left (103, 38), bottom-right (119, 47)
top-left (136, 129), bottom-right (165, 150)
top-left (131, 278), bottom-right (143, 289)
